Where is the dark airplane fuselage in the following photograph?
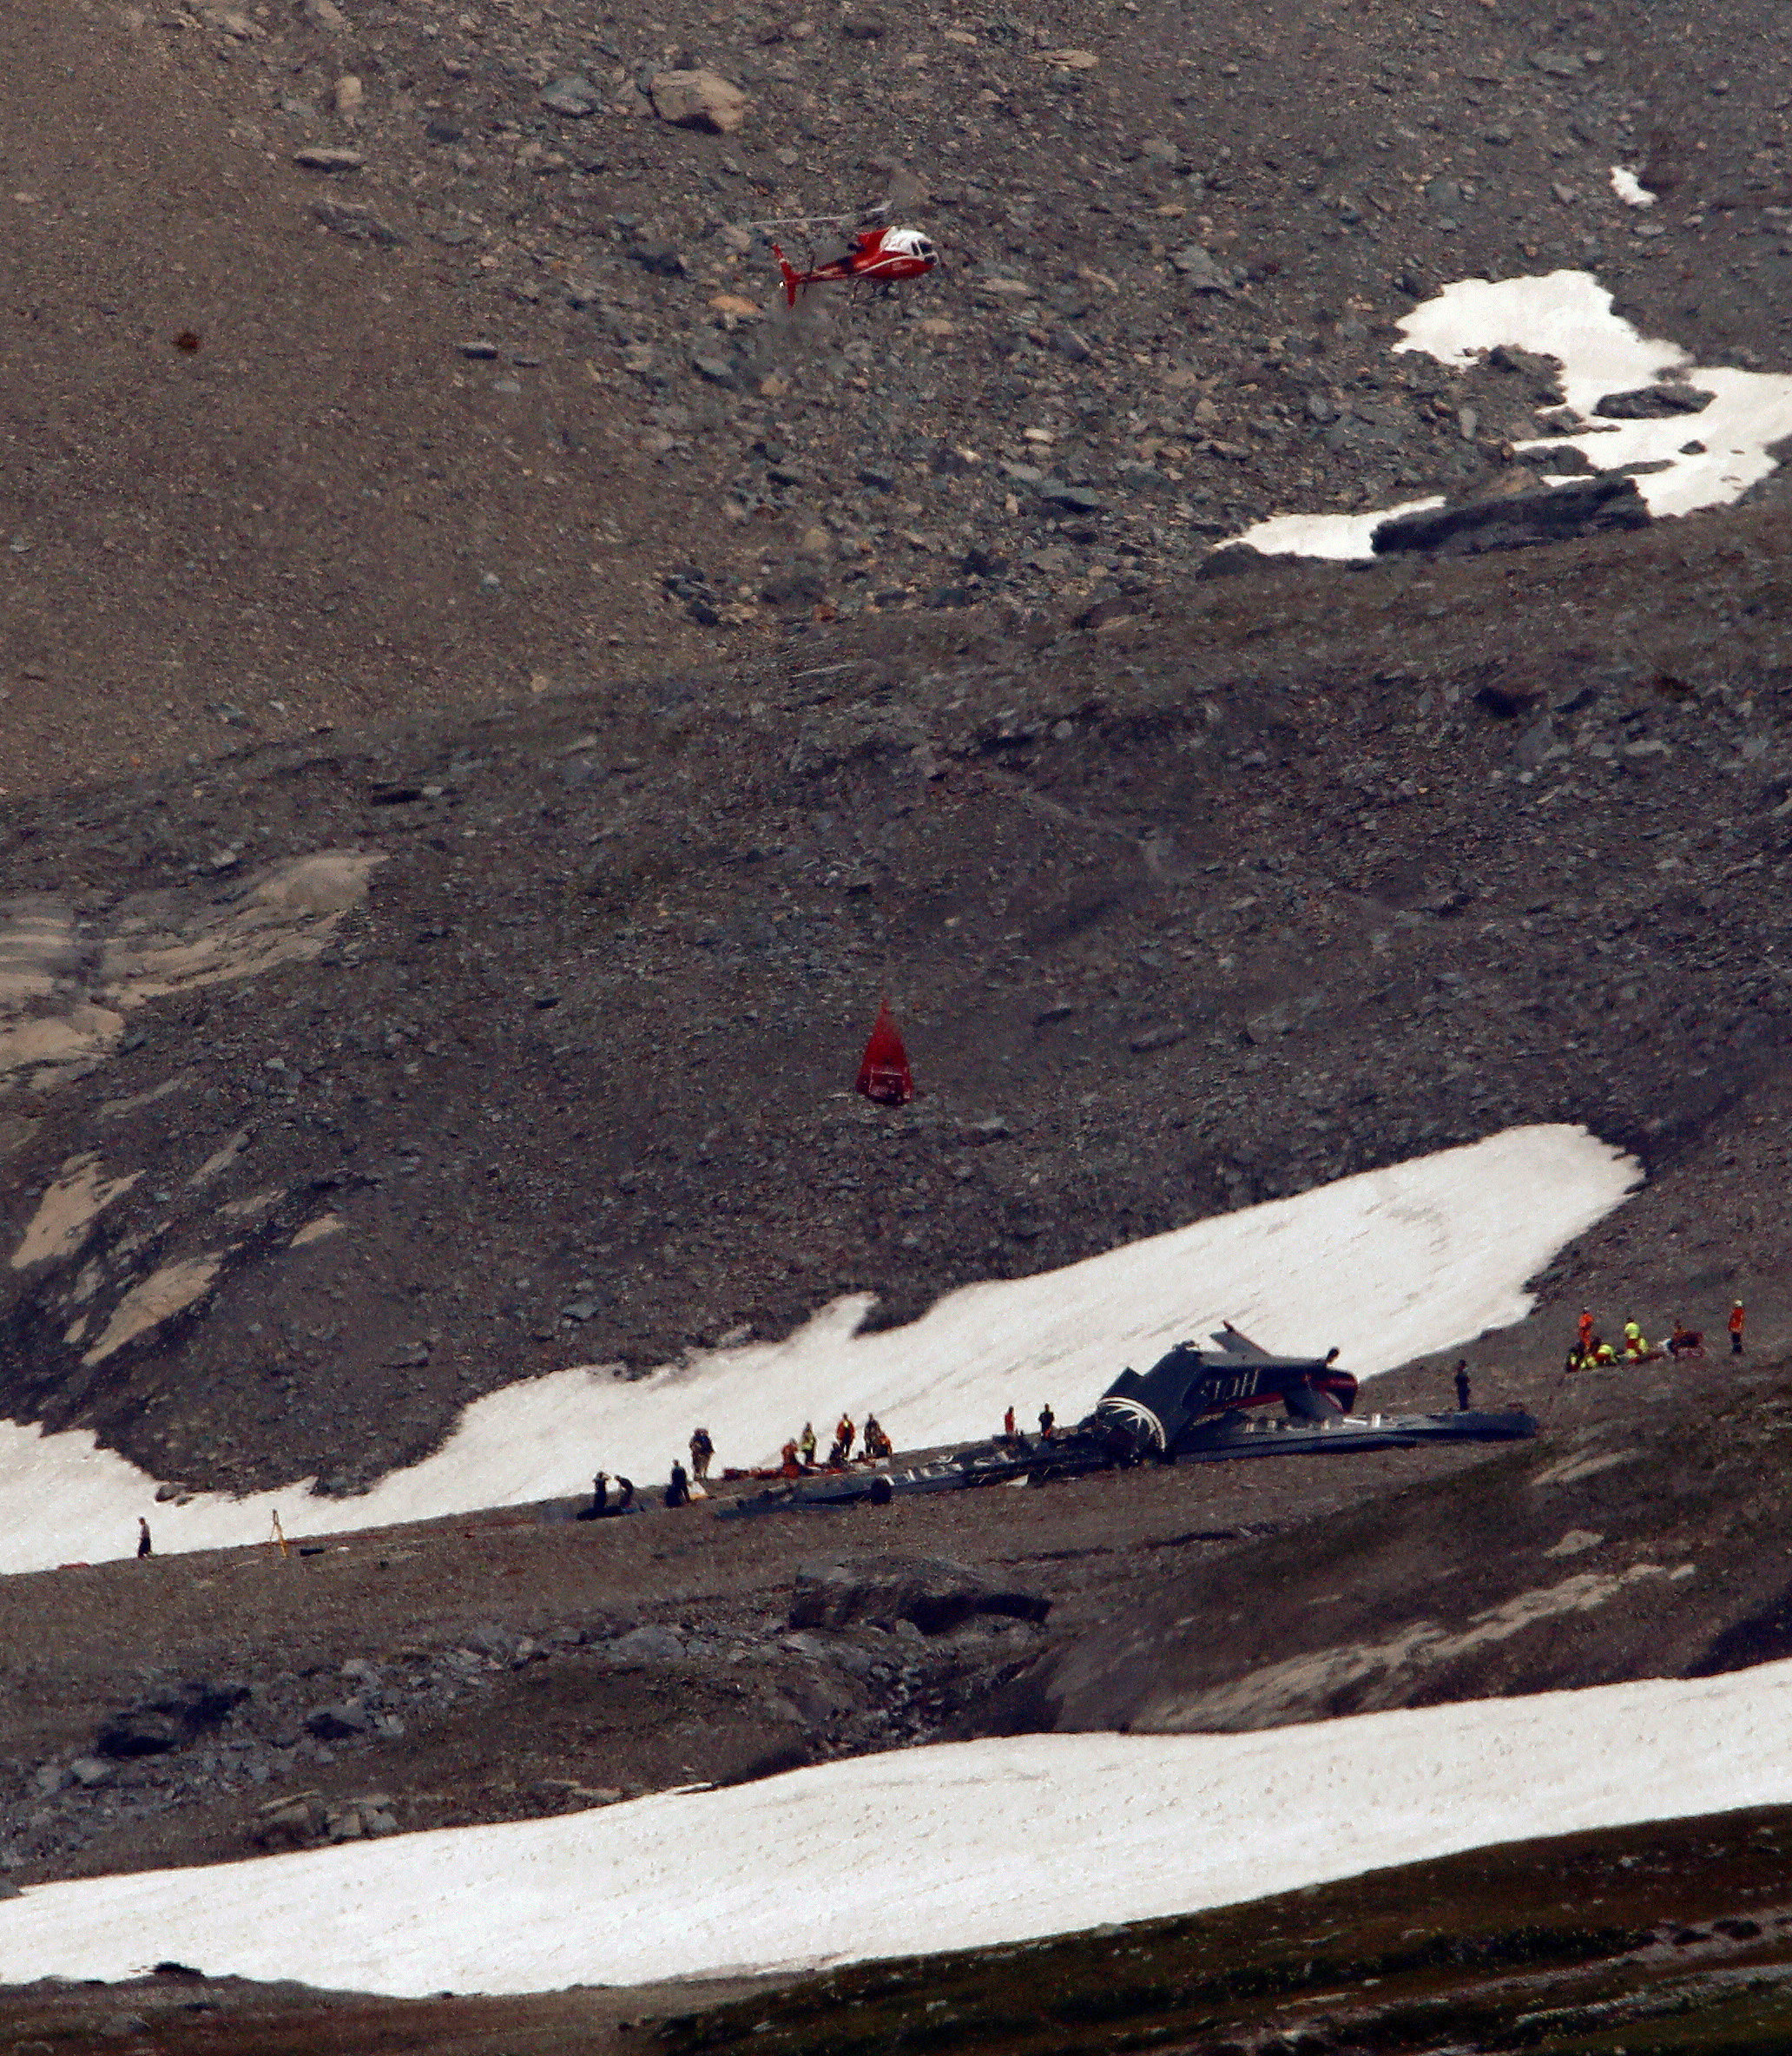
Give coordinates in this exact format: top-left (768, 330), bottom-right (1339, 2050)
top-left (1092, 1337), bottom-right (1359, 1458)
top-left (1182, 1353), bottom-right (1360, 1417)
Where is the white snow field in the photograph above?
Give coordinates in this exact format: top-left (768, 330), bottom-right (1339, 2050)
top-left (0, 1127), bottom-right (1635, 1577)
top-left (1227, 494), bottom-right (1446, 563)
top-left (8, 1660), bottom-right (1792, 1995)
top-left (1235, 269), bottom-right (1792, 557)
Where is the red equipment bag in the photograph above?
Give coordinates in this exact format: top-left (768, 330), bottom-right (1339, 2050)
top-left (855, 999), bottom-right (914, 1106)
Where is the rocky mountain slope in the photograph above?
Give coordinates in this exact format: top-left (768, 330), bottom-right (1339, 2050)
top-left (6, 0), bottom-right (1792, 794)
top-left (5, 0), bottom-right (1792, 1490)
top-left (4, 0), bottom-right (1792, 2029)
top-left (5, 501), bottom-right (1792, 1493)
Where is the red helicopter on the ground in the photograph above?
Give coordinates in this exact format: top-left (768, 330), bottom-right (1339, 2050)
top-left (767, 223), bottom-right (939, 306)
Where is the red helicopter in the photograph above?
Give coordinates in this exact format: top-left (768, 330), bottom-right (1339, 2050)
top-left (768, 224), bottom-right (939, 307)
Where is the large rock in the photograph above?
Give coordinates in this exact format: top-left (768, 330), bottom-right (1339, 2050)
top-left (304, 1700), bottom-right (372, 1739)
top-left (1371, 475), bottom-right (1649, 557)
top-left (249, 1790), bottom-right (325, 1849)
top-left (789, 1556), bottom-right (1051, 1636)
top-left (609, 1624), bottom-right (687, 1664)
top-left (539, 75), bottom-right (603, 117)
top-left (648, 69), bottom-right (748, 135)
top-left (1594, 383), bottom-right (1713, 419)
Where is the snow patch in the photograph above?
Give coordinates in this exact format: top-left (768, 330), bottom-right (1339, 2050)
top-left (1611, 165), bottom-right (1657, 208)
top-left (1228, 496), bottom-right (1445, 562)
top-left (1230, 270), bottom-right (1792, 557)
top-left (0, 1126), bottom-right (1636, 1576)
top-left (8, 1659), bottom-right (1792, 1996)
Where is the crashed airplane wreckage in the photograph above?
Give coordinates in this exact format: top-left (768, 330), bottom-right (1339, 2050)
top-left (717, 1325), bottom-right (1535, 1520)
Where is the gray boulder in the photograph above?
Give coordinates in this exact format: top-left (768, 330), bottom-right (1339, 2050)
top-left (305, 1701), bottom-right (372, 1739)
top-left (1371, 475), bottom-right (1649, 557)
top-left (790, 1556), bottom-right (1051, 1636)
top-left (609, 1624), bottom-right (687, 1664)
top-left (539, 76), bottom-right (602, 117)
top-left (1594, 383), bottom-right (1713, 419)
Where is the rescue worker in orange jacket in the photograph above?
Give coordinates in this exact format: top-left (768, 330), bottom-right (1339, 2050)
top-left (1730, 1301), bottom-right (1746, 1356)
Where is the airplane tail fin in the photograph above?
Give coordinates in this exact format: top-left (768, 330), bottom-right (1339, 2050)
top-left (771, 243), bottom-right (801, 307)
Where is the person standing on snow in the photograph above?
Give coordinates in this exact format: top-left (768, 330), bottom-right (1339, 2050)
top-left (136, 1517), bottom-right (153, 1559)
top-left (1038, 1403), bottom-right (1055, 1440)
top-left (1730, 1301), bottom-right (1746, 1356)
top-left (689, 1427), bottom-right (714, 1480)
top-left (1003, 1405), bottom-right (1016, 1439)
top-left (798, 1421), bottom-right (817, 1468)
top-left (835, 1413), bottom-right (856, 1461)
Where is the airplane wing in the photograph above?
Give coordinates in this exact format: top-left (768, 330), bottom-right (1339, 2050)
top-left (1211, 1321), bottom-right (1274, 1360)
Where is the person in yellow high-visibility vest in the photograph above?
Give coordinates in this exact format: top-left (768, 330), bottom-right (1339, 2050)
top-left (1623, 1319), bottom-right (1648, 1361)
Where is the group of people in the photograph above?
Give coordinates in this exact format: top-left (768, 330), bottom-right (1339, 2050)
top-left (1566, 1300), bottom-right (1745, 1374)
top-left (586, 1409), bottom-right (906, 1516)
top-left (778, 1411), bottom-right (894, 1474)
top-left (580, 1470), bottom-right (637, 1519)
top-left (999, 1404), bottom-right (1058, 1441)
